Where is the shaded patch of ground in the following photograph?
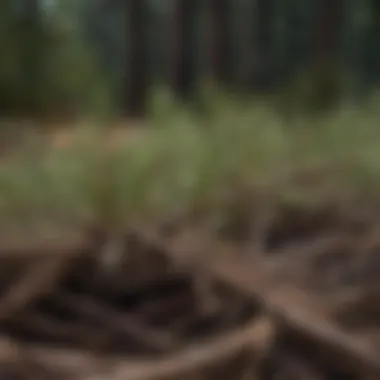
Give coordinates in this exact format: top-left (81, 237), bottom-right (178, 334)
top-left (0, 205), bottom-right (378, 379)
top-left (0, 145), bottom-right (375, 378)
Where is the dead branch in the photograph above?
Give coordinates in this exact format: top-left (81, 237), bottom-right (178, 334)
top-left (0, 255), bottom-right (75, 321)
top-left (55, 293), bottom-right (179, 354)
top-left (209, 255), bottom-right (380, 376)
top-left (85, 317), bottom-right (274, 380)
top-left (7, 311), bottom-right (107, 349)
top-left (0, 236), bottom-right (87, 260)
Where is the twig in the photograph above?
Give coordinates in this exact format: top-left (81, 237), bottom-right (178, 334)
top-left (0, 255), bottom-right (75, 321)
top-left (209, 255), bottom-right (380, 376)
top-left (0, 236), bottom-right (87, 259)
top-left (55, 293), bottom-right (178, 354)
top-left (6, 311), bottom-right (106, 349)
top-left (85, 317), bottom-right (274, 380)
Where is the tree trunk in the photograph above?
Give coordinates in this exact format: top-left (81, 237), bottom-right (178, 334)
top-left (363, 0), bottom-right (380, 86)
top-left (209, 0), bottom-right (234, 88)
top-left (173, 0), bottom-right (199, 101)
top-left (252, 0), bottom-right (274, 91)
top-left (22, 0), bottom-right (43, 115)
top-left (315, 0), bottom-right (342, 62)
top-left (307, 0), bottom-right (343, 113)
top-left (126, 0), bottom-right (148, 117)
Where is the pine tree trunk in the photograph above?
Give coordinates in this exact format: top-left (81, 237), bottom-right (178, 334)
top-left (23, 0), bottom-right (43, 115)
top-left (252, 0), bottom-right (274, 91)
top-left (308, 0), bottom-right (343, 112)
top-left (173, 0), bottom-right (199, 101)
top-left (209, 0), bottom-right (234, 88)
top-left (315, 0), bottom-right (342, 62)
top-left (126, 0), bottom-right (148, 117)
top-left (364, 0), bottom-right (380, 86)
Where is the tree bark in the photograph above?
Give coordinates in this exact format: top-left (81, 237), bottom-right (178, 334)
top-left (363, 0), bottom-right (380, 86)
top-left (22, 0), bottom-right (43, 115)
top-left (126, 0), bottom-right (148, 117)
top-left (315, 0), bottom-right (343, 63)
top-left (173, 0), bottom-right (199, 101)
top-left (209, 0), bottom-right (234, 88)
top-left (252, 0), bottom-right (274, 91)
top-left (308, 0), bottom-right (343, 112)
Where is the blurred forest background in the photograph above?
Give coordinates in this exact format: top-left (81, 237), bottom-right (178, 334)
top-left (0, 0), bottom-right (379, 120)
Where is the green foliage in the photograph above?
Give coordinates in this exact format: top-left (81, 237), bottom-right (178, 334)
top-left (0, 92), bottom-right (380, 237)
top-left (0, 0), bottom-right (112, 118)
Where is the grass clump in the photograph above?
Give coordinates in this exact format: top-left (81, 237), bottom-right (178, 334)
top-left (0, 91), bottom-right (379, 239)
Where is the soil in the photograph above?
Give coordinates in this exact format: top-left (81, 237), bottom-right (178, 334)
top-left (0, 205), bottom-right (378, 380)
top-left (0, 125), bottom-right (378, 379)
top-left (0, 120), bottom-right (148, 159)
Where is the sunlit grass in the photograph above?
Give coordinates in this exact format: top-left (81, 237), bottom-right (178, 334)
top-left (0, 91), bottom-right (379, 238)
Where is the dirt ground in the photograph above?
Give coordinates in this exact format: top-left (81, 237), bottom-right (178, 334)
top-left (0, 123), bottom-right (378, 379)
top-left (0, 119), bottom-right (148, 158)
top-left (0, 204), bottom-right (378, 380)
top-left (47, 121), bottom-right (148, 150)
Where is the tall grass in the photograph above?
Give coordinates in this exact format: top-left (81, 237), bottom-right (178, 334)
top-left (0, 91), bottom-right (379, 238)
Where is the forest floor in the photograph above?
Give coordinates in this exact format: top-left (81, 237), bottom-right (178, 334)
top-left (0, 108), bottom-right (379, 379)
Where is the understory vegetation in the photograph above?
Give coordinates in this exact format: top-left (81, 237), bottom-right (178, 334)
top-left (0, 90), bottom-right (379, 240)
